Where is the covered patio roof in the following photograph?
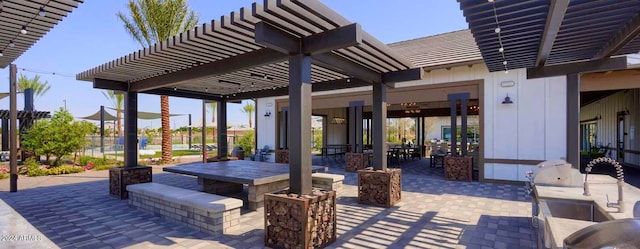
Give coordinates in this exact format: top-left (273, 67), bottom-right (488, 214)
top-left (459, 0), bottom-right (639, 76)
top-left (76, 0), bottom-right (421, 101)
top-left (0, 0), bottom-right (84, 68)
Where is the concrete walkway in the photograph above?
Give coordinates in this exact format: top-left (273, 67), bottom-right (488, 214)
top-left (0, 157), bottom-right (535, 249)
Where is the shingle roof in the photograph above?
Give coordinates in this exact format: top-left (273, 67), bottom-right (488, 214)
top-left (388, 30), bottom-right (483, 70)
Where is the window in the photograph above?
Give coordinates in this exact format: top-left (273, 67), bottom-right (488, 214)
top-left (580, 122), bottom-right (597, 151)
top-left (442, 126), bottom-right (480, 143)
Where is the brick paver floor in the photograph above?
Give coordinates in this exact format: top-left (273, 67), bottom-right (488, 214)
top-left (0, 156), bottom-right (535, 248)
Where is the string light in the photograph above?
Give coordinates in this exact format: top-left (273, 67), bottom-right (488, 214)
top-left (489, 0), bottom-right (509, 74)
top-left (18, 67), bottom-right (75, 77)
top-left (0, 50), bottom-right (3, 57)
top-left (1, 1), bottom-right (51, 55)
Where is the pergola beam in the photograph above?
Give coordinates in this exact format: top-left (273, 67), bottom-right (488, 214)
top-left (93, 78), bottom-right (129, 91)
top-left (592, 13), bottom-right (640, 60)
top-left (255, 21), bottom-right (380, 83)
top-left (382, 68), bottom-right (424, 83)
top-left (144, 88), bottom-right (224, 101)
top-left (255, 21), bottom-right (363, 55)
top-left (129, 49), bottom-right (287, 92)
top-left (312, 53), bottom-right (381, 83)
top-left (227, 77), bottom-right (370, 101)
top-left (527, 57), bottom-right (627, 79)
top-left (535, 0), bottom-right (570, 67)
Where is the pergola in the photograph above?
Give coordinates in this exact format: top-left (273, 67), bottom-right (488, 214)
top-left (1, 0), bottom-right (84, 192)
top-left (458, 0), bottom-right (640, 167)
top-left (77, 0), bottom-right (422, 195)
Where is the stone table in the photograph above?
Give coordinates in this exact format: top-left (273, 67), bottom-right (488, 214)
top-left (164, 161), bottom-right (327, 210)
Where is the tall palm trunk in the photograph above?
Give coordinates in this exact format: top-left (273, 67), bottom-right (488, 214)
top-left (117, 111), bottom-right (122, 136)
top-left (161, 95), bottom-right (171, 163)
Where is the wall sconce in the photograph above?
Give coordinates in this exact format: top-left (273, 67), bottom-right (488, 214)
top-left (264, 110), bottom-right (271, 117)
top-left (502, 94), bottom-right (513, 104)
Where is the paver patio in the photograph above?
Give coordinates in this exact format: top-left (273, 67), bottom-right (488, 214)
top-left (0, 156), bottom-right (535, 249)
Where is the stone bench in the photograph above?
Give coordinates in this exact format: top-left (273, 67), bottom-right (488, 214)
top-left (312, 173), bottom-right (345, 193)
top-left (127, 183), bottom-right (243, 234)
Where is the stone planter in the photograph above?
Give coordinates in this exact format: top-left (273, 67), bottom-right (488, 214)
top-left (345, 152), bottom-right (369, 172)
top-left (264, 189), bottom-right (337, 249)
top-left (275, 149), bottom-right (289, 163)
top-left (357, 168), bottom-right (402, 207)
top-left (443, 156), bottom-right (472, 182)
top-left (109, 166), bottom-right (152, 199)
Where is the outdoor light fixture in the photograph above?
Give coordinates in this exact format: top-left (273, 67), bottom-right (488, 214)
top-left (251, 82), bottom-right (255, 87)
top-left (0, 50), bottom-right (3, 57)
top-left (264, 110), bottom-right (271, 117)
top-left (9, 40), bottom-right (14, 47)
top-left (250, 72), bottom-right (273, 80)
top-left (39, 7), bottom-right (46, 17)
top-left (21, 26), bottom-right (27, 35)
top-left (218, 79), bottom-right (241, 86)
top-left (502, 94), bottom-right (513, 104)
top-left (331, 117), bottom-right (347, 125)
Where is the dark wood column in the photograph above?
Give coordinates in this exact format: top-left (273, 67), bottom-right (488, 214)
top-left (100, 106), bottom-right (105, 153)
top-left (9, 64), bottom-right (17, 192)
top-left (372, 82), bottom-right (388, 170)
top-left (124, 91), bottom-right (138, 167)
top-left (567, 73), bottom-right (580, 168)
top-left (288, 53), bottom-right (313, 195)
top-left (349, 101), bottom-right (364, 153)
top-left (202, 100), bottom-right (207, 162)
top-left (279, 107), bottom-right (288, 149)
top-left (217, 100), bottom-right (228, 158)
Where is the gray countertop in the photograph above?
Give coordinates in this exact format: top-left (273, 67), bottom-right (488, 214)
top-left (535, 174), bottom-right (640, 249)
top-left (164, 160), bottom-right (327, 185)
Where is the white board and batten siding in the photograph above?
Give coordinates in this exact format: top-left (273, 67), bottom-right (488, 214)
top-left (483, 67), bottom-right (566, 181)
top-left (256, 64), bottom-right (569, 182)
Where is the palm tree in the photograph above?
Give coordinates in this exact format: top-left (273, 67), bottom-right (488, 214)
top-left (242, 102), bottom-right (255, 128)
top-left (17, 74), bottom-right (51, 106)
top-left (102, 90), bottom-right (124, 136)
top-left (117, 0), bottom-right (199, 164)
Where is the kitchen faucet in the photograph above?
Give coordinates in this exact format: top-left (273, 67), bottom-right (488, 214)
top-left (583, 157), bottom-right (624, 213)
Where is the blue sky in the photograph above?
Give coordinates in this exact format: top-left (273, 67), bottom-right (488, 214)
top-left (0, 0), bottom-right (468, 129)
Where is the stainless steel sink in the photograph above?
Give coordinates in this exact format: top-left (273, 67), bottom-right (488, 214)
top-left (538, 198), bottom-right (612, 222)
top-left (564, 218), bottom-right (640, 248)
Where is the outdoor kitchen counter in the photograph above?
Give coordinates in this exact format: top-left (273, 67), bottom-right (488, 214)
top-left (535, 174), bottom-right (640, 248)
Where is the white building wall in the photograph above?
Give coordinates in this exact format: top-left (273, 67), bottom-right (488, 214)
top-left (482, 68), bottom-right (566, 181)
top-left (256, 64), bottom-right (569, 182)
top-left (256, 97), bottom-right (277, 162)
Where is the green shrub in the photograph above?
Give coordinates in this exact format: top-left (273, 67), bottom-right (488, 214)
top-left (45, 165), bottom-right (83, 175)
top-left (0, 167), bottom-right (8, 179)
top-left (93, 164), bottom-right (119, 171)
top-left (25, 158), bottom-right (46, 176)
top-left (78, 155), bottom-right (93, 166)
top-left (236, 130), bottom-right (255, 156)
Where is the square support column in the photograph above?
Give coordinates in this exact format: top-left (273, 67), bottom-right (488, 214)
top-left (279, 107), bottom-right (289, 149)
top-left (110, 91), bottom-right (151, 199)
top-left (288, 54), bottom-right (313, 195)
top-left (217, 100), bottom-right (228, 158)
top-left (202, 100), bottom-right (207, 162)
top-left (124, 91), bottom-right (138, 167)
top-left (567, 73), bottom-right (580, 168)
top-left (372, 82), bottom-right (387, 170)
top-left (349, 101), bottom-right (364, 153)
top-left (9, 64), bottom-right (17, 192)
